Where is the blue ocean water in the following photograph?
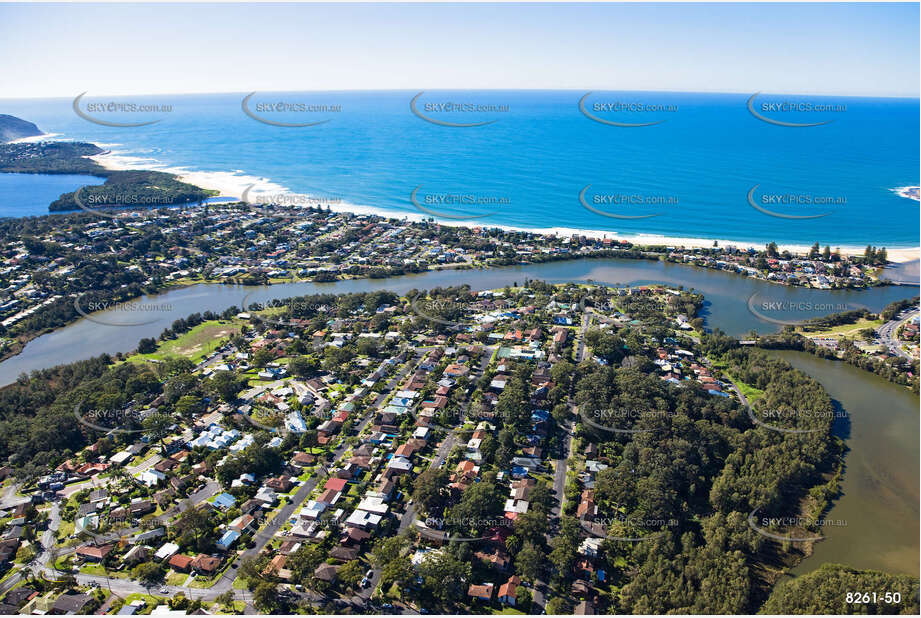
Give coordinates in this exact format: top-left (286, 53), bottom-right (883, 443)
top-left (0, 90), bottom-right (917, 246)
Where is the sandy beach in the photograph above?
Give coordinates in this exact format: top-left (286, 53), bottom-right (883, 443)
top-left (10, 132), bottom-right (62, 143)
top-left (89, 150), bottom-right (921, 266)
top-left (90, 150), bottom-right (289, 199)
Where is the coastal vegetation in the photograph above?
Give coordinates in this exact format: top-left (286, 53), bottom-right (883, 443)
top-left (761, 563), bottom-right (919, 614)
top-left (574, 333), bottom-right (845, 613)
top-left (0, 141), bottom-right (105, 175)
top-left (0, 141), bottom-right (215, 212)
top-left (752, 299), bottom-right (920, 393)
top-left (48, 170), bottom-right (216, 212)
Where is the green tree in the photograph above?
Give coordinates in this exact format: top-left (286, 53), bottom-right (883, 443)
top-left (515, 542), bottom-right (543, 582)
top-left (338, 560), bottom-right (364, 590)
top-left (208, 371), bottom-right (245, 403)
top-left (132, 562), bottom-right (164, 589)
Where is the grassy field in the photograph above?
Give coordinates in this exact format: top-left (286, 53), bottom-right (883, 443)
top-left (80, 563), bottom-right (133, 579)
top-left (127, 320), bottom-right (241, 363)
top-left (797, 316), bottom-right (883, 339)
top-left (122, 593), bottom-right (165, 614)
top-left (709, 357), bottom-right (765, 403)
top-left (728, 375), bottom-right (765, 403)
top-left (56, 520), bottom-right (75, 541)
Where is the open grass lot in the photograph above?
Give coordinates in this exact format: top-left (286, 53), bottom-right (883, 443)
top-left (727, 374), bottom-right (765, 403)
top-left (121, 593), bottom-right (165, 614)
top-left (80, 563), bottom-right (133, 579)
top-left (128, 320), bottom-right (241, 363)
top-left (797, 316), bottom-right (884, 339)
top-left (708, 357), bottom-right (765, 403)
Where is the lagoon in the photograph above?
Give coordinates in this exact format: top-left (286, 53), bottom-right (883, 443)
top-left (0, 172), bottom-right (104, 218)
top-left (0, 257), bottom-right (916, 385)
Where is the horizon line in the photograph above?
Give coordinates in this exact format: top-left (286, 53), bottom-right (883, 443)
top-left (1, 87), bottom-right (919, 101)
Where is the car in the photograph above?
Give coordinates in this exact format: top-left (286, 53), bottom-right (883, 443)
top-left (364, 569), bottom-right (373, 579)
top-left (294, 584), bottom-right (305, 591)
top-left (360, 577), bottom-right (369, 588)
top-left (159, 588), bottom-right (169, 594)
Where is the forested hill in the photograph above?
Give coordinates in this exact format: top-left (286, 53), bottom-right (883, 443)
top-left (0, 140), bottom-right (107, 174)
top-left (0, 114), bottom-right (43, 143)
top-left (49, 170), bottom-right (217, 212)
top-left (0, 140), bottom-right (216, 211)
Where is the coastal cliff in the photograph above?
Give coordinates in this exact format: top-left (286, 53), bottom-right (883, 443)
top-left (0, 114), bottom-right (43, 143)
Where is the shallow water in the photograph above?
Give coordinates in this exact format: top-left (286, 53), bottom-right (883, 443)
top-left (773, 350), bottom-right (919, 577)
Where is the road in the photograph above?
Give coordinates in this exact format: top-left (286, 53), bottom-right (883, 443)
top-left (575, 308), bottom-right (593, 363)
top-left (876, 309), bottom-right (918, 360)
top-left (0, 480), bottom-right (30, 511)
top-left (364, 345), bottom-right (495, 605)
top-left (356, 346), bottom-right (495, 610)
top-left (531, 308), bottom-right (589, 611)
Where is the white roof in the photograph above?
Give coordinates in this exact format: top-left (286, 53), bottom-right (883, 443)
top-left (154, 542), bottom-right (180, 560)
top-left (503, 499), bottom-right (529, 514)
top-left (356, 496), bottom-right (389, 515)
top-left (388, 456), bottom-right (413, 471)
top-left (110, 451), bottom-right (133, 465)
top-left (346, 509), bottom-right (382, 528)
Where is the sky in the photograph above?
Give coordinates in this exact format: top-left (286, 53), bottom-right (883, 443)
top-left (0, 2), bottom-right (918, 98)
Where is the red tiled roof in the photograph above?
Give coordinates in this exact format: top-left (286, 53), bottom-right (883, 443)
top-left (324, 475), bottom-right (347, 492)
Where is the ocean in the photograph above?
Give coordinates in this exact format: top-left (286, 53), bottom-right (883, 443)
top-left (0, 90), bottom-right (917, 248)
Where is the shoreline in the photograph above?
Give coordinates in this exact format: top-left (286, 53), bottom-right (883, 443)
top-left (89, 149), bottom-right (921, 265)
